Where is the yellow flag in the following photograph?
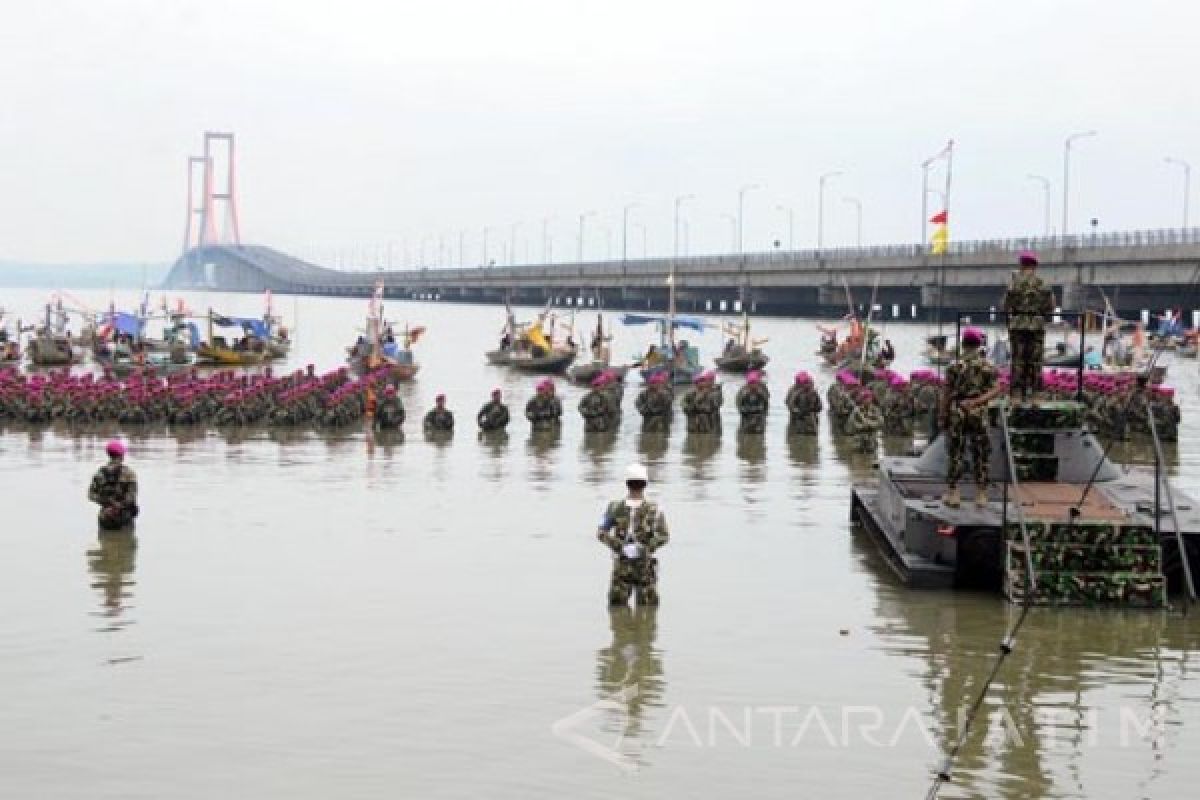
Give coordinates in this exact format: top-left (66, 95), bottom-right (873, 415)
top-left (930, 225), bottom-right (949, 255)
top-left (527, 324), bottom-right (550, 352)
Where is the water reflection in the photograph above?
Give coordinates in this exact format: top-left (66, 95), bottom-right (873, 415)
top-left (636, 432), bottom-right (670, 466)
top-left (865, 559), bottom-right (1196, 800)
top-left (831, 433), bottom-right (878, 477)
top-left (594, 606), bottom-right (665, 746)
top-left (736, 433), bottom-right (766, 467)
top-left (681, 434), bottom-right (721, 482)
top-left (476, 430), bottom-right (509, 480)
top-left (580, 432), bottom-right (619, 485)
top-left (526, 430), bottom-right (562, 490)
top-left (786, 434), bottom-right (819, 467)
top-left (87, 531), bottom-right (137, 634)
top-left (370, 430), bottom-right (405, 458)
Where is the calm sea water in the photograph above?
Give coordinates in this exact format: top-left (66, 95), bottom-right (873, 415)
top-left (1, 287), bottom-right (1198, 799)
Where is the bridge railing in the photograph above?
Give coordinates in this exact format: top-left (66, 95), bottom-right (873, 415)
top-left (172, 225), bottom-right (1200, 289)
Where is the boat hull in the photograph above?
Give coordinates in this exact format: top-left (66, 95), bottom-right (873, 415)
top-left (508, 350), bottom-right (577, 375)
top-left (568, 362), bottom-right (630, 384)
top-left (714, 352), bottom-right (769, 373)
top-left (196, 345), bottom-right (266, 366)
top-left (640, 363), bottom-right (701, 386)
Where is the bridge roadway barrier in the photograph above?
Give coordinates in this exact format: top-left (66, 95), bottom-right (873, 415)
top-left (164, 229), bottom-right (1200, 318)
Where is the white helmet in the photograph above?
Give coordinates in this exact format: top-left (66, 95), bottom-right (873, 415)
top-left (625, 463), bottom-right (649, 483)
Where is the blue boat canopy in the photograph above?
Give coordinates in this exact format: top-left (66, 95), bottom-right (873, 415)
top-left (620, 313), bottom-right (706, 333)
top-left (107, 312), bottom-right (145, 337)
top-left (212, 315), bottom-right (270, 338)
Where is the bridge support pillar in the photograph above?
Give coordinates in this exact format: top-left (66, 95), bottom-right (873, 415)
top-left (1060, 280), bottom-right (1087, 312)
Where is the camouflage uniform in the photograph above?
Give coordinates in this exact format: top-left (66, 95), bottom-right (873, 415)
top-left (681, 384), bottom-right (722, 434)
top-left (784, 384), bottom-right (822, 434)
top-left (735, 382), bottom-right (770, 434)
top-left (423, 407), bottom-right (454, 432)
top-left (375, 395), bottom-right (406, 431)
top-left (1003, 270), bottom-right (1055, 397)
top-left (88, 460), bottom-right (139, 531)
top-left (943, 348), bottom-right (997, 491)
top-left (598, 498), bottom-right (670, 606)
top-left (476, 400), bottom-right (510, 432)
top-left (882, 387), bottom-right (915, 436)
top-left (845, 400), bottom-right (882, 452)
top-left (635, 385), bottom-right (673, 432)
top-left (525, 394), bottom-right (562, 432)
top-left (579, 388), bottom-right (619, 433)
top-left (826, 383), bottom-right (855, 433)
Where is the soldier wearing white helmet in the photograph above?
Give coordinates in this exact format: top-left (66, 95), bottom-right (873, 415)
top-left (596, 463), bottom-right (670, 606)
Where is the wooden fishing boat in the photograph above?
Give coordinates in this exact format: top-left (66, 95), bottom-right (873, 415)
top-left (568, 314), bottom-right (632, 384)
top-left (104, 352), bottom-right (197, 378)
top-left (195, 311), bottom-right (269, 366)
top-left (624, 268), bottom-right (706, 385)
top-left (487, 304), bottom-right (576, 374)
top-left (507, 346), bottom-right (578, 375)
top-left (715, 312), bottom-right (769, 373)
top-left (26, 303), bottom-right (82, 366)
top-left (345, 282), bottom-right (423, 380)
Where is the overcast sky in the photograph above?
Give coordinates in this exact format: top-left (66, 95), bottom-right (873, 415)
top-left (1, 0), bottom-right (1197, 265)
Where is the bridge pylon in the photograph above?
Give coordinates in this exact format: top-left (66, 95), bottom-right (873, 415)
top-left (181, 131), bottom-right (242, 256)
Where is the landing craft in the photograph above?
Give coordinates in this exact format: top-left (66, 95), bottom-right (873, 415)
top-left (852, 399), bottom-right (1200, 605)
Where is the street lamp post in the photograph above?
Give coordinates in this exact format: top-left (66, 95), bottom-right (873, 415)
top-left (721, 214), bottom-right (737, 252)
top-left (578, 211), bottom-right (596, 263)
top-left (1026, 174), bottom-right (1052, 236)
top-left (482, 226), bottom-right (492, 266)
top-left (775, 205), bottom-right (794, 250)
top-left (817, 171), bottom-right (842, 251)
top-left (737, 183), bottom-right (760, 255)
top-left (673, 194), bottom-right (695, 259)
top-left (633, 222), bottom-right (647, 258)
top-left (542, 216), bottom-right (553, 263)
top-left (458, 230), bottom-right (466, 267)
top-left (622, 203), bottom-right (640, 262)
top-left (1165, 157), bottom-right (1192, 229)
top-left (1062, 129), bottom-right (1098, 236)
top-left (843, 197), bottom-right (863, 247)
top-left (510, 222), bottom-right (521, 266)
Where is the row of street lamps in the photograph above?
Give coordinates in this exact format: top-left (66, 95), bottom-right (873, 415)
top-left (311, 135), bottom-right (1191, 270)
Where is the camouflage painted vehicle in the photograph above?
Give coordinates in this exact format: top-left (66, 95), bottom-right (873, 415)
top-left (851, 400), bottom-right (1200, 607)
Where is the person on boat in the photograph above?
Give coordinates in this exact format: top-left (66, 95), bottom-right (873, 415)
top-left (940, 327), bottom-right (1003, 509)
top-left (844, 389), bottom-right (883, 453)
top-left (375, 385), bottom-right (405, 431)
top-left (1083, 345), bottom-right (1103, 369)
top-left (680, 371), bottom-right (722, 434)
top-left (1003, 250), bottom-right (1056, 404)
top-left (476, 388), bottom-right (510, 432)
top-left (89, 439), bottom-right (138, 531)
top-left (580, 374), bottom-right (619, 433)
top-left (724, 337), bottom-right (737, 356)
top-left (525, 379), bottom-right (562, 432)
top-left (382, 335), bottom-right (400, 360)
top-left (635, 371), bottom-right (673, 432)
top-left (597, 464), bottom-right (669, 607)
top-left (785, 371), bottom-right (822, 434)
top-left (880, 339), bottom-right (895, 363)
top-left (423, 393), bottom-right (454, 433)
top-left (735, 370), bottom-right (770, 434)
top-left (642, 344), bottom-right (661, 368)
